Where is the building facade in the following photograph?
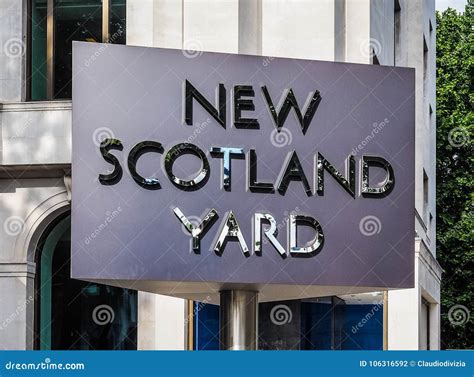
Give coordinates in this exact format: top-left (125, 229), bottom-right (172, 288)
top-left (0, 0), bottom-right (441, 350)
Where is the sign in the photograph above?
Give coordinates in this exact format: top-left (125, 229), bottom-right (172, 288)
top-left (72, 42), bottom-right (415, 302)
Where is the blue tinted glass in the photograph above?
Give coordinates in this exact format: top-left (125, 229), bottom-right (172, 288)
top-left (341, 304), bottom-right (383, 350)
top-left (301, 301), bottom-right (333, 350)
top-left (193, 299), bottom-right (383, 350)
top-left (194, 302), bottom-right (219, 350)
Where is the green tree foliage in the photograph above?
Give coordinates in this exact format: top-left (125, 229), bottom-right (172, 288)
top-left (436, 0), bottom-right (473, 349)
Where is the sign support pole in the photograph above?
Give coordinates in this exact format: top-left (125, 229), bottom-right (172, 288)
top-left (219, 290), bottom-right (258, 350)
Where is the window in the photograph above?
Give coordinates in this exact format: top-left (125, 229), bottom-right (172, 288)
top-left (420, 297), bottom-right (430, 350)
top-left (193, 296), bottom-right (383, 350)
top-left (35, 215), bottom-right (137, 350)
top-left (29, 0), bottom-right (126, 100)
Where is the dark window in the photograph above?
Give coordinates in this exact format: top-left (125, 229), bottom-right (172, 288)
top-left (36, 215), bottom-right (137, 350)
top-left (421, 297), bottom-right (430, 350)
top-left (29, 0), bottom-right (126, 100)
top-left (54, 0), bottom-right (103, 99)
top-left (109, 0), bottom-right (127, 44)
top-left (193, 297), bottom-right (383, 350)
top-left (30, 0), bottom-right (48, 100)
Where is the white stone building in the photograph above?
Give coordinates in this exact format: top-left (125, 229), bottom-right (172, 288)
top-left (0, 0), bottom-right (441, 350)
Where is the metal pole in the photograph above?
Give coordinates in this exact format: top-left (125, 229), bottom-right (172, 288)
top-left (46, 0), bottom-right (54, 100)
top-left (102, 0), bottom-right (110, 43)
top-left (383, 291), bottom-right (388, 350)
top-left (219, 290), bottom-right (258, 350)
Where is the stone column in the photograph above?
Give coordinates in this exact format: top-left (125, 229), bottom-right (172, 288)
top-left (0, 262), bottom-right (35, 350)
top-left (0, 0), bottom-right (27, 101)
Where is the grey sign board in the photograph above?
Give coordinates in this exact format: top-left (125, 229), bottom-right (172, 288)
top-left (72, 42), bottom-right (415, 302)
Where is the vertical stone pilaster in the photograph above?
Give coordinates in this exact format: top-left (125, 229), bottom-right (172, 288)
top-left (0, 263), bottom-right (35, 350)
top-left (0, 0), bottom-right (27, 101)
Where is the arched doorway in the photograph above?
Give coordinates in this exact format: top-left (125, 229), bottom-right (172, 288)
top-left (35, 213), bottom-right (138, 350)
